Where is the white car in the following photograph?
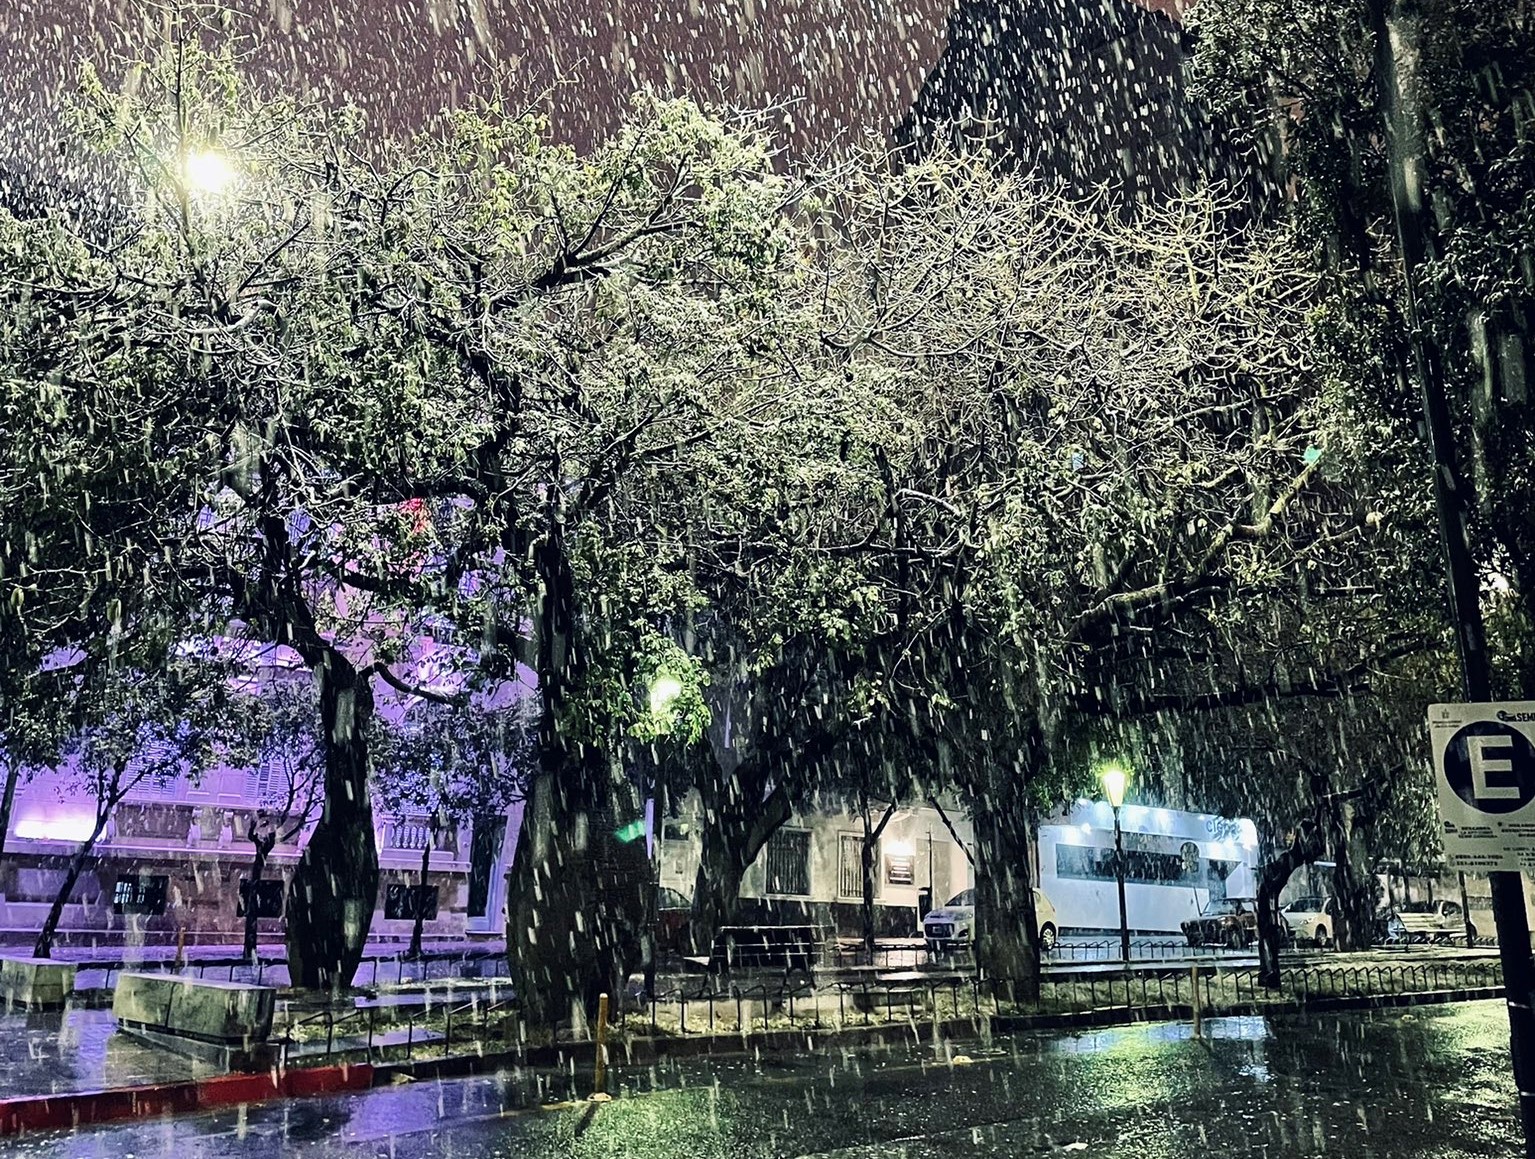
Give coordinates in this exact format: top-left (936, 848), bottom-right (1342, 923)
top-left (923, 887), bottom-right (1059, 955)
top-left (1281, 896), bottom-right (1336, 949)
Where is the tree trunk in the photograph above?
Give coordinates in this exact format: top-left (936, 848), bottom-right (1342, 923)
top-left (1255, 862), bottom-right (1287, 990)
top-left (409, 824), bottom-right (434, 960)
top-left (1255, 814), bottom-right (1326, 989)
top-left (35, 809), bottom-right (110, 959)
top-left (0, 760), bottom-right (19, 862)
top-left (286, 656), bottom-right (380, 992)
top-left (243, 831), bottom-right (275, 961)
top-left (504, 527), bottom-right (651, 1030)
top-left (688, 776), bottom-right (792, 955)
top-left (1327, 797), bottom-right (1377, 951)
top-left (859, 795), bottom-right (897, 957)
top-left (506, 762), bottom-right (651, 1028)
top-left (971, 800), bottom-right (1039, 1003)
top-left (861, 804), bottom-right (877, 957)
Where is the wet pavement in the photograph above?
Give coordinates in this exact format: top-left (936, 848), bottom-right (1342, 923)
top-left (0, 1007), bottom-right (212, 1097)
top-left (4, 1001), bottom-right (1518, 1157)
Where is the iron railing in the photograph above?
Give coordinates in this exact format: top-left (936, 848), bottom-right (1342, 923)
top-left (625, 958), bottom-right (1506, 1040)
top-left (275, 989), bottom-right (520, 1064)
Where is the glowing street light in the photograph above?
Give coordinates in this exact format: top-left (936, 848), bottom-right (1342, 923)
top-left (1098, 763), bottom-right (1132, 966)
top-left (183, 147), bottom-right (235, 197)
top-left (648, 673), bottom-right (684, 719)
top-left (1099, 765), bottom-right (1128, 810)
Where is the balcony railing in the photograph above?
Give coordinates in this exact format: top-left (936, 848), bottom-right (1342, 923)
top-left (382, 819), bottom-right (459, 857)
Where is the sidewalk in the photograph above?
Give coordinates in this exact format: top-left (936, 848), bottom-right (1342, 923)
top-left (0, 1007), bottom-right (214, 1098)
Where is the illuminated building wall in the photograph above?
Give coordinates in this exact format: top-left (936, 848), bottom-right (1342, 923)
top-left (0, 638), bottom-right (528, 950)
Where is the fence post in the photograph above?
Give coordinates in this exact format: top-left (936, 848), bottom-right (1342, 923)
top-left (1191, 966), bottom-right (1202, 1038)
top-left (593, 992), bottom-right (611, 1096)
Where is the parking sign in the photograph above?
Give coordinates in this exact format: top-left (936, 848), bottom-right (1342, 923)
top-left (1429, 702), bottom-right (1535, 871)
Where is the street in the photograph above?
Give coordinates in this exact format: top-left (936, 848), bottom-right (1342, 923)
top-left (7, 1002), bottom-right (1517, 1158)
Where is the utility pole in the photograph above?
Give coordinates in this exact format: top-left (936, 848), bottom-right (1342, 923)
top-left (1368, 1), bottom-right (1535, 1151)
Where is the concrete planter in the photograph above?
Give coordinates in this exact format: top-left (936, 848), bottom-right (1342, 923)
top-left (0, 957), bottom-right (77, 1010)
top-left (112, 973), bottom-right (277, 1070)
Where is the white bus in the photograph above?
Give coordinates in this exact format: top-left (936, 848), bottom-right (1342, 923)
top-left (1037, 801), bottom-right (1259, 936)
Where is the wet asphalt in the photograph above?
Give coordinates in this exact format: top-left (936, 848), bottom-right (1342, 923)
top-left (3, 1002), bottom-right (1519, 1158)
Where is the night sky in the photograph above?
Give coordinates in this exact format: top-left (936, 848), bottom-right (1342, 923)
top-left (0, 0), bottom-right (952, 159)
top-left (0, 0), bottom-right (1186, 168)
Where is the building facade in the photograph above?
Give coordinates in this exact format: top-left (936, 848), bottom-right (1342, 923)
top-left (658, 794), bottom-right (978, 938)
top-left (0, 761), bottom-right (519, 949)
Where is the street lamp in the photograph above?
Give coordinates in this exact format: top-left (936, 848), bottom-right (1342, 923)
top-left (648, 673), bottom-right (684, 721)
top-left (1099, 764), bottom-right (1131, 966)
top-left (183, 147), bottom-right (235, 197)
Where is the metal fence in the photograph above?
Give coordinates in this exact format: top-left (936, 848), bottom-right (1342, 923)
top-left (277, 988), bottom-right (520, 1064)
top-left (824, 938), bottom-right (1239, 972)
top-left (628, 958), bottom-right (1507, 1040)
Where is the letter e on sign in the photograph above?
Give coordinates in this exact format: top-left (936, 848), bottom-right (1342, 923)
top-left (1469, 735), bottom-right (1521, 800)
top-left (1444, 722), bottom-right (1535, 814)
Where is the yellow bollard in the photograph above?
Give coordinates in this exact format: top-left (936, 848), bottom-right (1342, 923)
top-left (591, 992), bottom-right (610, 1098)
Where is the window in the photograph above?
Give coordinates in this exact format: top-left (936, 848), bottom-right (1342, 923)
top-left (130, 738), bottom-right (183, 798)
top-left (466, 813), bottom-right (501, 919)
top-left (134, 768), bottom-right (181, 799)
top-left (237, 878), bottom-right (285, 918)
top-left (764, 828), bottom-right (811, 896)
top-left (245, 755), bottom-right (298, 810)
top-left (113, 875), bottom-right (169, 915)
top-left (1056, 843), bottom-right (1218, 888)
top-left (838, 833), bottom-right (863, 898)
top-left (385, 883), bottom-right (440, 920)
top-left (884, 849), bottom-right (915, 886)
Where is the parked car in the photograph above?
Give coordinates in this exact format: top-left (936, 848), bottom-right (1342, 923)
top-left (1182, 897), bottom-right (1258, 949)
top-left (1393, 899), bottom-right (1474, 944)
top-left (922, 888), bottom-right (1059, 956)
top-left (1281, 896), bottom-right (1336, 949)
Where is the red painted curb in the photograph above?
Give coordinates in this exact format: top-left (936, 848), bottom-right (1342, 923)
top-left (0, 1063), bottom-right (374, 1136)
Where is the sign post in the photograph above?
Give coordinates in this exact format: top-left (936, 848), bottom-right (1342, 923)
top-left (1429, 701), bottom-right (1535, 1156)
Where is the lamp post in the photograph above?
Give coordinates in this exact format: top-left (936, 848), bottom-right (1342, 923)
top-left (641, 671), bottom-right (685, 995)
top-left (1099, 765), bottom-right (1131, 966)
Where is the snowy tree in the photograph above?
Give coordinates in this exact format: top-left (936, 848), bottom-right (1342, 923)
top-left (228, 678), bottom-right (326, 962)
top-left (0, 24), bottom-right (514, 988)
top-left (1193, 0), bottom-right (1535, 688)
top-left (744, 150), bottom-right (1433, 993)
top-left (31, 659), bottom-right (232, 959)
